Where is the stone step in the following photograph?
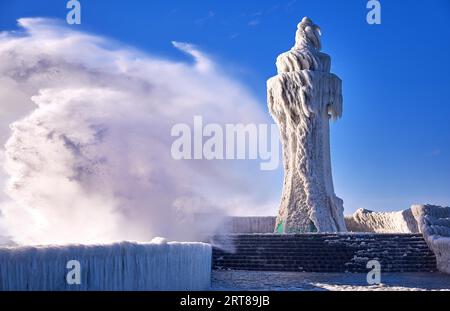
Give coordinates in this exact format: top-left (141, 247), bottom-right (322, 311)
top-left (213, 261), bottom-right (436, 268)
top-left (213, 241), bottom-right (431, 247)
top-left (213, 267), bottom-right (436, 273)
top-left (214, 254), bottom-right (434, 258)
top-left (211, 234), bottom-right (426, 239)
top-left (214, 245), bottom-right (431, 250)
top-left (214, 263), bottom-right (436, 267)
top-left (214, 241), bottom-right (430, 245)
top-left (213, 261), bottom-right (437, 267)
top-left (211, 234), bottom-right (437, 273)
top-left (213, 242), bottom-right (429, 247)
top-left (213, 263), bottom-right (436, 271)
top-left (216, 246), bottom-right (430, 250)
top-left (213, 252), bottom-right (435, 259)
top-left (216, 246), bottom-right (431, 255)
top-left (213, 236), bottom-right (427, 240)
top-left (213, 254), bottom-right (435, 260)
top-left (212, 240), bottom-right (429, 244)
top-left (213, 255), bottom-right (436, 260)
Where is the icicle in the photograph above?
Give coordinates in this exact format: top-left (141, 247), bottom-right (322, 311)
top-left (0, 241), bottom-right (212, 291)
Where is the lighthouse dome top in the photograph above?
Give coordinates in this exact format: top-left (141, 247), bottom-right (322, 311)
top-left (275, 17), bottom-right (331, 74)
top-left (294, 17), bottom-right (322, 50)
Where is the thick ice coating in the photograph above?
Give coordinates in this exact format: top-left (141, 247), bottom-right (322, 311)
top-left (268, 17), bottom-right (346, 233)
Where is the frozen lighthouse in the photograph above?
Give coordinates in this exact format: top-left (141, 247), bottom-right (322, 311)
top-left (267, 17), bottom-right (347, 233)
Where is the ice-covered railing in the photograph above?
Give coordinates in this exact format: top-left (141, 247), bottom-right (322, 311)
top-left (219, 212), bottom-right (420, 234)
top-left (412, 204), bottom-right (450, 274)
top-left (217, 217), bottom-right (276, 234)
top-left (0, 241), bottom-right (212, 290)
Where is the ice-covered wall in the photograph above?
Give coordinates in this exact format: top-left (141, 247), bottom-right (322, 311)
top-left (345, 208), bottom-right (419, 233)
top-left (412, 204), bottom-right (450, 274)
top-left (0, 241), bottom-right (212, 290)
top-left (218, 217), bottom-right (276, 234)
top-left (221, 210), bottom-right (419, 234)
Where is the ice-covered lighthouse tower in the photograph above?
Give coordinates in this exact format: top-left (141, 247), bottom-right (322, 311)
top-left (267, 17), bottom-right (347, 233)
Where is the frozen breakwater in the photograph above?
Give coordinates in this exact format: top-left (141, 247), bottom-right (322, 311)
top-left (0, 241), bottom-right (212, 291)
top-left (413, 205), bottom-right (450, 274)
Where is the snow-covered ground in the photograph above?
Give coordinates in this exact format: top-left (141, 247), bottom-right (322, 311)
top-left (211, 270), bottom-right (450, 291)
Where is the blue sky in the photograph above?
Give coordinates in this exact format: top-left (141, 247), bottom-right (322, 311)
top-left (0, 0), bottom-right (449, 214)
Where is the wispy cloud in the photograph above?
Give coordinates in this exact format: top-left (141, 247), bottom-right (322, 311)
top-left (171, 41), bottom-right (214, 72)
top-left (286, 0), bottom-right (298, 9)
top-left (195, 10), bottom-right (216, 25)
top-left (248, 20), bottom-right (260, 27)
top-left (229, 33), bottom-right (240, 40)
top-left (427, 149), bottom-right (442, 157)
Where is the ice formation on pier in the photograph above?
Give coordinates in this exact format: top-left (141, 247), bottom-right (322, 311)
top-left (218, 216), bottom-right (276, 234)
top-left (412, 204), bottom-right (450, 274)
top-left (345, 208), bottom-right (419, 233)
top-left (267, 17), bottom-right (346, 233)
top-left (0, 241), bottom-right (212, 290)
